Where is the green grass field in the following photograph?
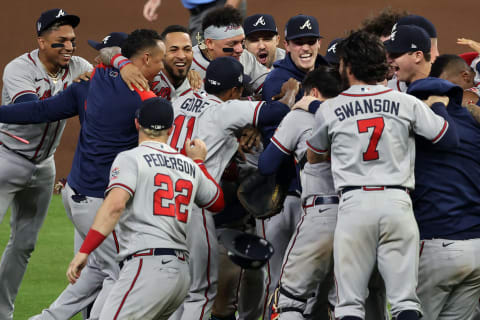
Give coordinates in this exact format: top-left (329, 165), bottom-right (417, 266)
top-left (0, 195), bottom-right (82, 319)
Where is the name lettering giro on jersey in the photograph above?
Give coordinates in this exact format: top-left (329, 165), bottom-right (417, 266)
top-left (143, 153), bottom-right (197, 178)
top-left (335, 98), bottom-right (400, 121)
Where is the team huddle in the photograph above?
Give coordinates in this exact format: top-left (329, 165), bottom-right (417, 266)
top-left (0, 3), bottom-right (479, 320)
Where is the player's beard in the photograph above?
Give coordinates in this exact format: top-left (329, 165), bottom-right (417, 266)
top-left (164, 63), bottom-right (188, 88)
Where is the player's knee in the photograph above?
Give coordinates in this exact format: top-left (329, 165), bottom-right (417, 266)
top-left (11, 236), bottom-right (37, 254)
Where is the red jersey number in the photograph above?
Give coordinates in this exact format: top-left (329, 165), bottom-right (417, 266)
top-left (357, 117), bottom-right (384, 161)
top-left (153, 174), bottom-right (193, 223)
top-left (169, 115), bottom-right (196, 154)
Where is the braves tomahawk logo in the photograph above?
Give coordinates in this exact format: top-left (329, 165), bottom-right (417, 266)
top-left (253, 16), bottom-right (266, 27)
top-left (390, 23), bottom-right (398, 41)
top-left (300, 19), bottom-right (312, 30)
top-left (56, 9), bottom-right (65, 18)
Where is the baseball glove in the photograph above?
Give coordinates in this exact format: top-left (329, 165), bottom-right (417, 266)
top-left (237, 170), bottom-right (288, 219)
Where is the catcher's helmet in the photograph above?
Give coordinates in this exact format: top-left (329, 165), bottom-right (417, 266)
top-left (219, 229), bottom-right (274, 269)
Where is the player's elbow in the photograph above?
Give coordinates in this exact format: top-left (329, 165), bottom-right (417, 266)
top-left (206, 189), bottom-right (225, 214)
top-left (307, 148), bottom-right (327, 164)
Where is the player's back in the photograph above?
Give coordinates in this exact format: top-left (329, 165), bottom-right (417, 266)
top-left (317, 85), bottom-right (447, 190)
top-left (171, 90), bottom-right (262, 181)
top-left (112, 141), bottom-right (204, 259)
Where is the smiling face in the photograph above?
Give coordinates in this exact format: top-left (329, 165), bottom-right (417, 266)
top-left (163, 32), bottom-right (193, 85)
top-left (142, 40), bottom-right (166, 82)
top-left (206, 34), bottom-right (245, 60)
top-left (245, 31), bottom-right (279, 68)
top-left (37, 24), bottom-right (76, 72)
top-left (285, 37), bottom-right (320, 73)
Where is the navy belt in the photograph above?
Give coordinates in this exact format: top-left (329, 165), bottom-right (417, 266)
top-left (340, 186), bottom-right (410, 196)
top-left (303, 195), bottom-right (339, 208)
top-left (124, 248), bottom-right (180, 262)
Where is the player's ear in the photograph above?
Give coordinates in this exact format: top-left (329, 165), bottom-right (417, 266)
top-left (167, 127), bottom-right (173, 136)
top-left (284, 40), bottom-right (289, 52)
top-left (37, 37), bottom-right (46, 50)
top-left (309, 87), bottom-right (321, 98)
top-left (135, 118), bottom-right (140, 131)
top-left (205, 38), bottom-right (214, 51)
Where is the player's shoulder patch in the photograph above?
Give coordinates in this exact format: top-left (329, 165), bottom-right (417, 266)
top-left (110, 167), bottom-right (120, 180)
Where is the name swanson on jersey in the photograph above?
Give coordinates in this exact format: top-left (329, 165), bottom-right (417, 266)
top-left (334, 98), bottom-right (400, 121)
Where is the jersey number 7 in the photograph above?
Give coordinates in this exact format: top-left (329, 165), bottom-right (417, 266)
top-left (357, 117), bottom-right (384, 161)
top-left (153, 173), bottom-right (193, 223)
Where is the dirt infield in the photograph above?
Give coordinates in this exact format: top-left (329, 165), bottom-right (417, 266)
top-left (0, 0), bottom-right (478, 181)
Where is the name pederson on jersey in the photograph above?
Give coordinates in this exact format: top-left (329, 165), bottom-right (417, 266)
top-left (1, 49), bottom-right (92, 161)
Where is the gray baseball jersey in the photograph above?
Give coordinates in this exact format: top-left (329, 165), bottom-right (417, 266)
top-left (387, 75), bottom-right (408, 93)
top-left (151, 71), bottom-right (192, 101)
top-left (106, 141), bottom-right (220, 259)
top-left (274, 48), bottom-right (286, 66)
top-left (191, 45), bottom-right (269, 93)
top-left (307, 85), bottom-right (449, 191)
top-left (170, 90), bottom-right (264, 180)
top-left (270, 109), bottom-right (336, 200)
top-left (1, 49), bottom-right (92, 161)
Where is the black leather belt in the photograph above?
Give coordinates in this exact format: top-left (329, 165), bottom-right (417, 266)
top-left (189, 1), bottom-right (219, 15)
top-left (303, 195), bottom-right (339, 208)
top-left (341, 185), bottom-right (410, 196)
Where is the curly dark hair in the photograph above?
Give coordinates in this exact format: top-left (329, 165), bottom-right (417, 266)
top-left (121, 29), bottom-right (163, 59)
top-left (303, 66), bottom-right (342, 98)
top-left (201, 5), bottom-right (243, 31)
top-left (337, 30), bottom-right (388, 83)
top-left (361, 7), bottom-right (408, 38)
top-left (430, 54), bottom-right (469, 77)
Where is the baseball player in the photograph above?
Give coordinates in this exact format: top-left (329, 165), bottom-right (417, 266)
top-left (243, 14), bottom-right (286, 69)
top-left (387, 15), bottom-right (439, 92)
top-left (190, 6), bottom-right (270, 94)
top-left (307, 30), bottom-right (458, 320)
top-left (67, 97), bottom-right (225, 319)
top-left (151, 25), bottom-right (193, 101)
top-left (258, 15), bottom-right (328, 319)
top-left (0, 9), bottom-right (92, 319)
top-left (168, 56), bottom-right (299, 320)
top-left (407, 76), bottom-right (480, 320)
top-left (0, 30), bottom-right (162, 319)
top-left (258, 67), bottom-right (342, 320)
top-left (143, 0), bottom-right (247, 45)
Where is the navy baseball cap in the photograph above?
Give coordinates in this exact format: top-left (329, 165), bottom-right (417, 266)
top-left (88, 32), bottom-right (128, 51)
top-left (285, 15), bottom-right (321, 40)
top-left (324, 38), bottom-right (343, 65)
top-left (397, 14), bottom-right (437, 38)
top-left (243, 14), bottom-right (278, 37)
top-left (137, 97), bottom-right (174, 131)
top-left (205, 57), bottom-right (251, 94)
top-left (384, 25), bottom-right (431, 54)
top-left (37, 9), bottom-right (80, 36)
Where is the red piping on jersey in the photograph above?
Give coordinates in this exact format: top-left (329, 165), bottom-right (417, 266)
top-left (340, 88), bottom-right (392, 97)
top-left (194, 160), bottom-right (224, 213)
top-left (113, 258), bottom-right (143, 320)
top-left (193, 57), bottom-right (207, 71)
top-left (271, 136), bottom-right (291, 155)
top-left (193, 92), bottom-right (203, 99)
top-left (306, 140), bottom-right (328, 154)
top-left (432, 121), bottom-right (448, 143)
top-left (180, 88), bottom-right (192, 96)
top-left (208, 98), bottom-right (222, 104)
top-left (396, 80), bottom-right (401, 91)
top-left (199, 209), bottom-right (212, 320)
top-left (31, 123), bottom-right (50, 161)
top-left (107, 183), bottom-right (135, 196)
top-left (44, 121), bottom-right (60, 158)
top-left (419, 241), bottom-right (425, 257)
top-left (252, 101), bottom-right (263, 128)
top-left (112, 231), bottom-right (120, 253)
top-left (61, 66), bottom-right (69, 81)
top-left (254, 83), bottom-right (264, 94)
top-left (261, 220), bottom-right (272, 320)
top-left (11, 90), bottom-right (36, 102)
top-left (278, 208), bottom-right (307, 286)
top-left (27, 53), bottom-right (37, 66)
top-left (143, 145), bottom-right (180, 155)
